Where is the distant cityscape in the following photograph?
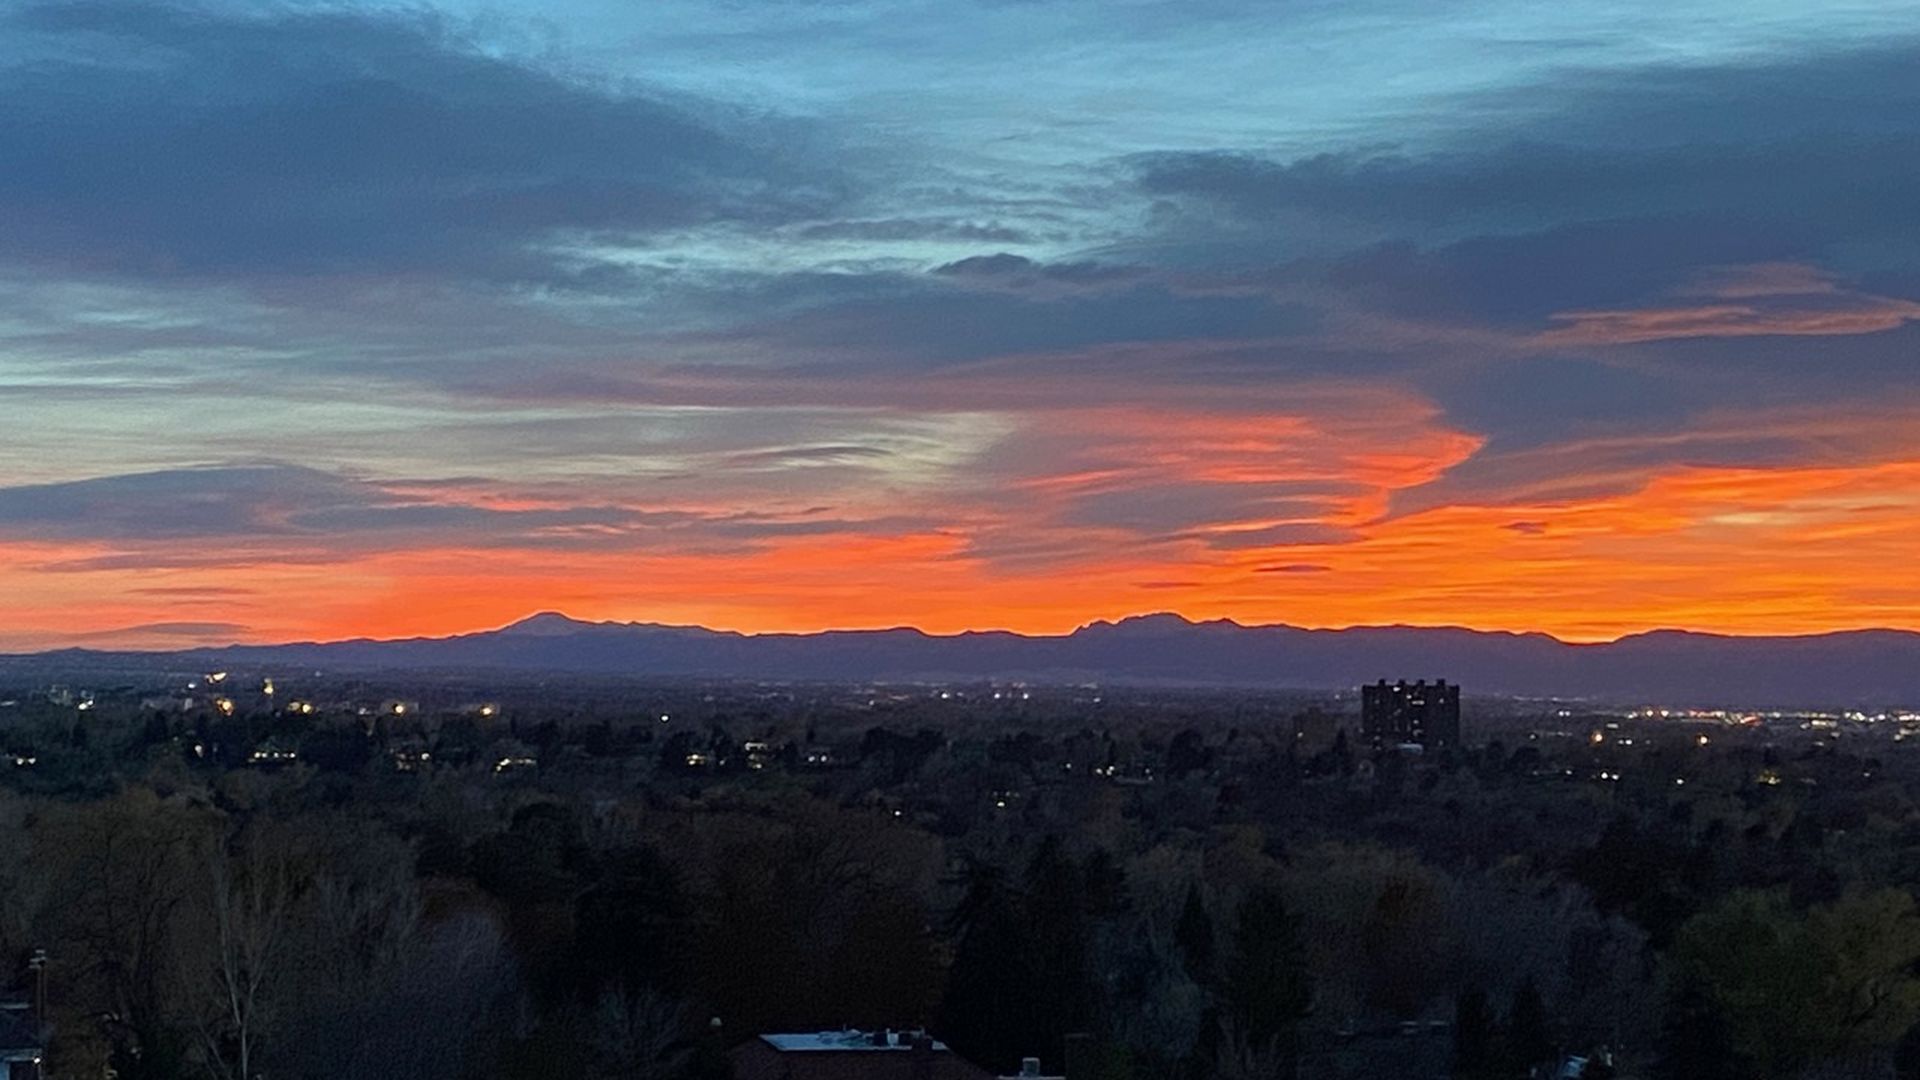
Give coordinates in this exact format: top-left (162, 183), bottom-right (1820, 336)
top-left (8, 610), bottom-right (1920, 709)
top-left (5, 650), bottom-right (1919, 1077)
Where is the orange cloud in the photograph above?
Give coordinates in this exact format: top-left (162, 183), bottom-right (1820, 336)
top-left (1538, 301), bottom-right (1920, 345)
top-left (9, 385), bottom-right (1920, 650)
top-left (1195, 458), bottom-right (1920, 641)
top-left (1536, 262), bottom-right (1920, 345)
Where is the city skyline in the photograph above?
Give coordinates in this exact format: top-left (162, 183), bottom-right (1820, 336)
top-left (5, 0), bottom-right (1920, 650)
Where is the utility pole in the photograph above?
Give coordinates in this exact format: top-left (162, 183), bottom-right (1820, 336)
top-left (26, 949), bottom-right (46, 1031)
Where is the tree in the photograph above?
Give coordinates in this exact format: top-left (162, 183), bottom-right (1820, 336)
top-left (1671, 889), bottom-right (1920, 1078)
top-left (188, 835), bottom-right (295, 1080)
top-left (1654, 976), bottom-right (1750, 1080)
top-left (301, 727), bottom-right (373, 773)
top-left (1326, 729), bottom-right (1353, 776)
top-left (574, 845), bottom-right (689, 998)
top-left (1506, 977), bottom-right (1554, 1075)
top-left (1175, 882), bottom-right (1215, 984)
top-left (1571, 815), bottom-right (1705, 946)
top-left (823, 890), bottom-right (942, 1027)
top-left (1362, 877), bottom-right (1449, 1017)
top-left (284, 908), bottom-right (516, 1080)
top-left (941, 842), bottom-right (1113, 1071)
top-left (1453, 986), bottom-right (1496, 1078)
top-left (589, 985), bottom-right (693, 1080)
top-left (33, 789), bottom-right (210, 1079)
top-left (1022, 838), bottom-right (1099, 1066)
top-left (1167, 730), bottom-right (1210, 779)
top-left (1098, 918), bottom-right (1205, 1080)
top-left (1222, 887), bottom-right (1310, 1077)
top-left (1285, 843), bottom-right (1455, 1020)
top-left (941, 860), bottom-right (1040, 1071)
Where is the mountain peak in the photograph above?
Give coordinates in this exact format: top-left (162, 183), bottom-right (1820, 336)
top-left (499, 611), bottom-right (599, 636)
top-left (1078, 612), bottom-right (1200, 635)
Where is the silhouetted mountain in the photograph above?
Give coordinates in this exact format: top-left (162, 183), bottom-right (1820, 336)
top-left (7, 612), bottom-right (1920, 706)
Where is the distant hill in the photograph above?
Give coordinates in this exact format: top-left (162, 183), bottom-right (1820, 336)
top-left (6, 612), bottom-right (1920, 707)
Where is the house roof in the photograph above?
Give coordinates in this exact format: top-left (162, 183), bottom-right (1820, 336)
top-left (0, 1006), bottom-right (44, 1055)
top-left (761, 1032), bottom-right (952, 1053)
top-left (731, 1031), bottom-right (992, 1080)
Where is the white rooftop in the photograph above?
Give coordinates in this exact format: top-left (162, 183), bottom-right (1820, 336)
top-left (762, 1032), bottom-right (949, 1053)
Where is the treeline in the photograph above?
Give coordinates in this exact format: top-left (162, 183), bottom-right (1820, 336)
top-left (3, 695), bottom-right (1920, 1079)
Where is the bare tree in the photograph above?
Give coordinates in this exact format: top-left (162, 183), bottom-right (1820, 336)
top-left (1097, 917), bottom-right (1206, 1080)
top-left (1213, 1016), bottom-right (1295, 1080)
top-left (32, 789), bottom-right (210, 1074)
top-left (320, 910), bottom-right (517, 1080)
top-left (590, 985), bottom-right (693, 1080)
top-left (189, 835), bottom-right (294, 1080)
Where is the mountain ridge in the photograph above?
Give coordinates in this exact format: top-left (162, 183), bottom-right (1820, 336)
top-left (6, 612), bottom-right (1920, 707)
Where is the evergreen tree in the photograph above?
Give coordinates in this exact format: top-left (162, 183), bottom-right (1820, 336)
top-left (1506, 976), bottom-right (1554, 1074)
top-left (941, 860), bottom-right (1042, 1072)
top-left (1453, 985), bottom-right (1496, 1078)
top-left (1175, 881), bottom-right (1215, 984)
top-left (1024, 838), bottom-right (1099, 1066)
top-left (1329, 728), bottom-right (1354, 775)
top-left (1167, 729), bottom-right (1210, 778)
top-left (1224, 886), bottom-right (1311, 1073)
top-left (1653, 976), bottom-right (1752, 1080)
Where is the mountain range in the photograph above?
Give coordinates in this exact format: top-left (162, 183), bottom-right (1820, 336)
top-left (8, 612), bottom-right (1920, 707)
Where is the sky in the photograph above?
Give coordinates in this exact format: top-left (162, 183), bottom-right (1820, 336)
top-left (4, 0), bottom-right (1920, 650)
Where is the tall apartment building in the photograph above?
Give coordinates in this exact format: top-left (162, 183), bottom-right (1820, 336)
top-left (1360, 679), bottom-right (1460, 748)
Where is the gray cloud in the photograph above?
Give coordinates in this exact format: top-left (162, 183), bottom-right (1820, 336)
top-left (1060, 483), bottom-right (1340, 535)
top-left (931, 253), bottom-right (1143, 287)
top-left (0, 1), bottom-right (844, 284)
top-left (717, 444), bottom-right (897, 469)
top-left (797, 219), bottom-right (1033, 244)
top-left (72, 621), bottom-right (252, 641)
top-left (0, 463), bottom-right (922, 557)
top-left (1133, 40), bottom-right (1920, 306)
top-left (0, 465), bottom-right (368, 540)
top-left (713, 271), bottom-right (1318, 364)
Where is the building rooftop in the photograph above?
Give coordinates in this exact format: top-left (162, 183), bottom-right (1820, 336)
top-left (732, 1030), bottom-right (992, 1080)
top-left (761, 1031), bottom-right (951, 1053)
top-left (0, 1003), bottom-right (44, 1057)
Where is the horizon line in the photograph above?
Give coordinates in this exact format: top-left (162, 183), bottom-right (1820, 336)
top-left (8, 608), bottom-right (1920, 658)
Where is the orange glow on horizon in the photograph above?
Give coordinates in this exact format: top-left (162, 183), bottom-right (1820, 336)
top-left (8, 453), bottom-right (1920, 651)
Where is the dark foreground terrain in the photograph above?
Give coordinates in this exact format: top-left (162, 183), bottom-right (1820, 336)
top-left (2, 663), bottom-right (1917, 1079)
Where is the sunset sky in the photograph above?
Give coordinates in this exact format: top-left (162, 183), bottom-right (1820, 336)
top-left (4, 0), bottom-right (1920, 650)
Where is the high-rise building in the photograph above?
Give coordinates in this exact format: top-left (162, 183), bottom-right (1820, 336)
top-left (1360, 679), bottom-right (1460, 748)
